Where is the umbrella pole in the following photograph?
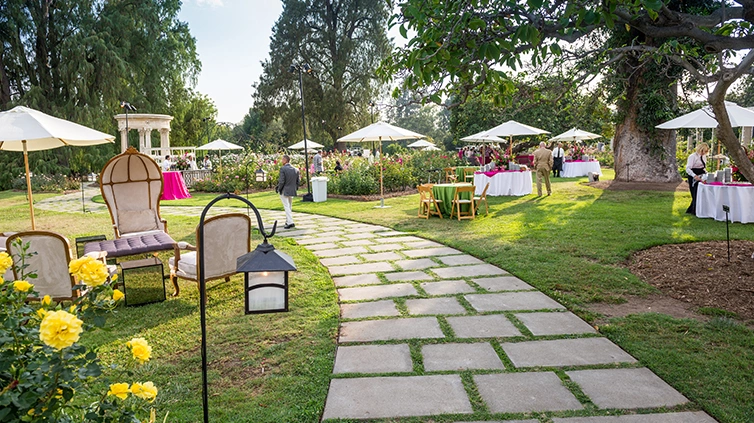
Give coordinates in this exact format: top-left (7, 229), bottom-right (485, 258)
top-left (379, 139), bottom-right (384, 207)
top-left (23, 140), bottom-right (36, 230)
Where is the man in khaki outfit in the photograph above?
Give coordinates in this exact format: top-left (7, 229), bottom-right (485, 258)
top-left (532, 141), bottom-right (553, 196)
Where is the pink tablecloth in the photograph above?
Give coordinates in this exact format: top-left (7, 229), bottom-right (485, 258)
top-left (161, 171), bottom-right (191, 200)
top-left (475, 170), bottom-right (528, 177)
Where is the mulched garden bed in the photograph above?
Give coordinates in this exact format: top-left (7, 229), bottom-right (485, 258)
top-left (628, 240), bottom-right (754, 320)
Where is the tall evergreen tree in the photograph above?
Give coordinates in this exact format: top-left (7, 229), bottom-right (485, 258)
top-left (253, 0), bottom-right (392, 147)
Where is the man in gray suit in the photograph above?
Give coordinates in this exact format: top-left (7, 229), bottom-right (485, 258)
top-left (313, 150), bottom-right (323, 174)
top-left (276, 155), bottom-right (300, 229)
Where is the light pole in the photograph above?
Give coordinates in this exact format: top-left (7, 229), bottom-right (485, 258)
top-left (289, 62), bottom-right (314, 202)
top-left (120, 101), bottom-right (137, 148)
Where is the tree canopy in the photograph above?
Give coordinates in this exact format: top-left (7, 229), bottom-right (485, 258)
top-left (253, 0), bottom-right (392, 146)
top-left (381, 0), bottom-right (754, 181)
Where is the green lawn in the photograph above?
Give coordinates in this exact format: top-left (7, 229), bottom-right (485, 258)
top-left (2, 170), bottom-right (753, 422)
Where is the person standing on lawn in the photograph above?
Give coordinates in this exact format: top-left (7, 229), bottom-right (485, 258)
top-left (533, 141), bottom-right (553, 196)
top-left (552, 142), bottom-right (565, 177)
top-left (313, 150), bottom-right (324, 174)
top-left (685, 143), bottom-right (710, 215)
top-left (276, 155), bottom-right (300, 229)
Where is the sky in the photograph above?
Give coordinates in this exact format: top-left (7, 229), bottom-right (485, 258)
top-left (178, 0), bottom-right (284, 124)
top-left (178, 0), bottom-right (404, 124)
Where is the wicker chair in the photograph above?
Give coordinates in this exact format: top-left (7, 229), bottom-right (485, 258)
top-left (6, 231), bottom-right (78, 300)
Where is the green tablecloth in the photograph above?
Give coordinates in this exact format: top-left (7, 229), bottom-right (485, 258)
top-left (455, 166), bottom-right (477, 182)
top-left (432, 183), bottom-right (473, 217)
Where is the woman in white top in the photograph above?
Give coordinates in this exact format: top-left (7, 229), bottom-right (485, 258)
top-left (685, 143), bottom-right (709, 215)
top-left (161, 155), bottom-right (172, 172)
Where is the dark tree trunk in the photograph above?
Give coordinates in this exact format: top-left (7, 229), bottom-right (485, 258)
top-left (613, 63), bottom-right (681, 183)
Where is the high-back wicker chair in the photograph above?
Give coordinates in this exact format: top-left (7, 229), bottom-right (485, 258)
top-left (100, 147), bottom-right (168, 239)
top-left (6, 231), bottom-right (77, 300)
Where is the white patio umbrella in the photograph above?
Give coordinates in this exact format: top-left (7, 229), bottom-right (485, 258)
top-left (287, 139), bottom-right (324, 150)
top-left (550, 128), bottom-right (602, 142)
top-left (484, 120), bottom-right (550, 155)
top-left (422, 145), bottom-right (441, 151)
top-left (407, 139), bottom-right (435, 148)
top-left (460, 131), bottom-right (505, 143)
top-left (196, 139), bottom-right (243, 172)
top-left (656, 101), bottom-right (754, 129)
top-left (338, 121), bottom-right (425, 207)
top-left (0, 106), bottom-right (115, 229)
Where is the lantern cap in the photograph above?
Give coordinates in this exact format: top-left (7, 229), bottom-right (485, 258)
top-left (237, 242), bottom-right (297, 273)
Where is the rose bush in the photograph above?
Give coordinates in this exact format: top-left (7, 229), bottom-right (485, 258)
top-left (0, 241), bottom-right (163, 422)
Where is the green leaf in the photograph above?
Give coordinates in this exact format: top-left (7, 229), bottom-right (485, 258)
top-left (399, 24), bottom-right (408, 39)
top-left (468, 18), bottom-right (486, 30)
top-left (550, 43), bottom-right (562, 55)
top-left (642, 0), bottom-right (663, 11)
top-left (527, 0), bottom-right (545, 9)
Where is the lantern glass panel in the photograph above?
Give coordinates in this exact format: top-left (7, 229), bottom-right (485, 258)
top-left (255, 169), bottom-right (267, 182)
top-left (246, 271), bottom-right (286, 312)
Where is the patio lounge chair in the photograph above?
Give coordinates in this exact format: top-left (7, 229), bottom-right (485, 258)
top-left (169, 213), bottom-right (251, 297)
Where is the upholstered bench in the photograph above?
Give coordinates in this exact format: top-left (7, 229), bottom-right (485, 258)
top-left (83, 232), bottom-right (176, 258)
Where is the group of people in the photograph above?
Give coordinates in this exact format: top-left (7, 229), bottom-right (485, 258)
top-left (160, 154), bottom-right (211, 172)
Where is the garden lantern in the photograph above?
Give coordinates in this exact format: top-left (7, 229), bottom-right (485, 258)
top-left (237, 241), bottom-right (295, 314)
top-left (254, 168), bottom-right (267, 182)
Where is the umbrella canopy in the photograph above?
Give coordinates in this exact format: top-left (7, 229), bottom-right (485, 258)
top-left (550, 128), bottom-right (602, 142)
top-left (423, 145), bottom-right (441, 151)
top-left (196, 139), bottom-right (243, 150)
top-left (656, 101), bottom-right (754, 129)
top-left (460, 131), bottom-right (505, 143)
top-left (288, 139), bottom-right (324, 150)
top-left (407, 139), bottom-right (436, 148)
top-left (0, 106), bottom-right (115, 229)
top-left (338, 122), bottom-right (425, 206)
top-left (485, 120), bottom-right (550, 137)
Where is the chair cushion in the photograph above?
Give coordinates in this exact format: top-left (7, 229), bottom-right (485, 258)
top-left (169, 251), bottom-right (197, 279)
top-left (84, 232), bottom-right (175, 258)
top-left (118, 210), bottom-right (160, 235)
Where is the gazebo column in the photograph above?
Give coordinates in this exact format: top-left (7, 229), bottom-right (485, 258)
top-left (120, 129), bottom-right (129, 153)
top-left (159, 128), bottom-right (171, 158)
top-left (137, 128), bottom-right (149, 155)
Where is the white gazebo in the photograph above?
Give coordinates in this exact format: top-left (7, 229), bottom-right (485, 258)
top-left (114, 113), bottom-right (174, 157)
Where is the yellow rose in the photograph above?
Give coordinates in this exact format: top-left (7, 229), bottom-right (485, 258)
top-left (69, 256), bottom-right (109, 286)
top-left (36, 309), bottom-right (47, 319)
top-left (13, 280), bottom-right (33, 292)
top-left (131, 381), bottom-right (158, 402)
top-left (112, 289), bottom-right (124, 302)
top-left (41, 295), bottom-right (51, 306)
top-left (107, 383), bottom-right (130, 400)
top-left (0, 252), bottom-right (12, 274)
top-left (126, 337), bottom-right (152, 363)
top-left (39, 310), bottom-right (83, 350)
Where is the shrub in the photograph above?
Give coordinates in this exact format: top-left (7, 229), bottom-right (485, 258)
top-left (11, 173), bottom-right (80, 192)
top-left (0, 241), bottom-right (162, 422)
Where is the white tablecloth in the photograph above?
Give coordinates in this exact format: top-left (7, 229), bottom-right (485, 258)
top-left (473, 171), bottom-right (533, 196)
top-left (562, 161), bottom-right (601, 178)
top-left (696, 183), bottom-right (754, 223)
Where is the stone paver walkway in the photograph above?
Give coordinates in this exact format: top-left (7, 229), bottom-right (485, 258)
top-left (37, 190), bottom-right (717, 422)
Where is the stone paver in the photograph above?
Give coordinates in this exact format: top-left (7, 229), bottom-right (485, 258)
top-left (403, 247), bottom-right (462, 258)
top-left (341, 300), bottom-right (399, 319)
top-left (431, 264), bottom-right (507, 278)
top-left (421, 280), bottom-right (476, 295)
top-left (474, 372), bottom-right (583, 413)
top-left (379, 236), bottom-right (424, 243)
top-left (438, 255), bottom-right (484, 266)
top-left (566, 368), bottom-right (689, 409)
top-left (395, 258), bottom-right (438, 270)
top-left (329, 261), bottom-right (394, 276)
top-left (368, 243), bottom-right (405, 252)
top-left (422, 343), bottom-right (504, 371)
top-left (465, 292), bottom-right (565, 312)
top-left (305, 242), bottom-right (341, 251)
top-left (347, 232), bottom-right (377, 240)
top-left (360, 252), bottom-right (403, 262)
top-left (405, 297), bottom-right (467, 315)
top-left (322, 375), bottom-right (472, 419)
top-left (314, 246), bottom-right (369, 258)
top-left (457, 421), bottom-right (539, 423)
top-left (375, 230), bottom-right (407, 237)
top-left (502, 338), bottom-right (637, 368)
top-left (319, 256), bottom-right (359, 266)
top-left (296, 236), bottom-right (343, 245)
top-left (340, 239), bottom-right (374, 246)
top-left (338, 283), bottom-right (418, 301)
top-left (553, 412), bottom-right (717, 423)
top-left (333, 344), bottom-right (413, 374)
top-left (402, 240), bottom-right (443, 249)
top-left (447, 314), bottom-right (522, 338)
top-left (515, 312), bottom-right (597, 336)
top-left (316, 231), bottom-right (347, 238)
top-left (473, 276), bottom-right (533, 291)
top-left (339, 317), bottom-right (444, 342)
top-left (332, 273), bottom-right (381, 287)
top-left (347, 226), bottom-right (383, 233)
top-left (384, 271), bottom-right (433, 282)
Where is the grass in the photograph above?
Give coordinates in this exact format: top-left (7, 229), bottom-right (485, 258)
top-left (2, 169), bottom-right (753, 422)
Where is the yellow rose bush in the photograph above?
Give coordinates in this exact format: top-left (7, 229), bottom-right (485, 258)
top-left (0, 239), bottom-right (161, 422)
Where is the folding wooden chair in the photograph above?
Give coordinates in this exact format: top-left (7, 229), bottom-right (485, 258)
top-left (474, 182), bottom-right (490, 216)
top-left (443, 167), bottom-right (456, 183)
top-left (450, 185), bottom-right (476, 221)
top-left (463, 167), bottom-right (475, 183)
top-left (417, 185), bottom-right (443, 219)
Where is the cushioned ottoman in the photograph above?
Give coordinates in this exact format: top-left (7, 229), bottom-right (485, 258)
top-left (84, 232), bottom-right (176, 258)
